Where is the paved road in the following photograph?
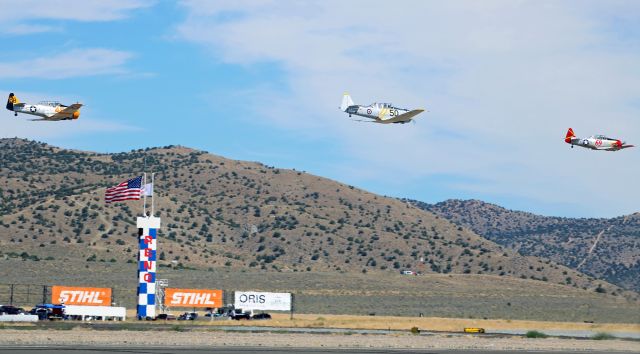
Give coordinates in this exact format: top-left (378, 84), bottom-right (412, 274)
top-left (0, 347), bottom-right (619, 354)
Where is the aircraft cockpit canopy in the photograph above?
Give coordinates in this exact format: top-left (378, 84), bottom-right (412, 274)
top-left (38, 101), bottom-right (62, 107)
top-left (594, 135), bottom-right (614, 140)
top-left (372, 102), bottom-right (393, 108)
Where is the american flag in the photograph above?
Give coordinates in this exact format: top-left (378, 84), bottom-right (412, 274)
top-left (105, 176), bottom-right (143, 203)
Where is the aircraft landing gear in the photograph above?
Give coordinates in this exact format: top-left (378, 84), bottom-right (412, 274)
top-left (571, 145), bottom-right (573, 148)
top-left (349, 114), bottom-right (352, 117)
top-left (14, 112), bottom-right (17, 116)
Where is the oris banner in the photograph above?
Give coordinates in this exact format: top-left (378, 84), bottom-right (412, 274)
top-left (234, 291), bottom-right (291, 311)
top-left (51, 286), bottom-right (112, 306)
top-left (164, 288), bottom-right (223, 308)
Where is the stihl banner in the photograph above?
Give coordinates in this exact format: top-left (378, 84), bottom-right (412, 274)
top-left (51, 286), bottom-right (112, 306)
top-left (164, 288), bottom-right (223, 308)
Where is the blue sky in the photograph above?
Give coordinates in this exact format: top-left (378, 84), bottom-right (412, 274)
top-left (1, 0), bottom-right (639, 218)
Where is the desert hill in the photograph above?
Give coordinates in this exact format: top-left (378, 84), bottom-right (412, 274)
top-left (0, 138), bottom-right (631, 298)
top-left (409, 199), bottom-right (639, 292)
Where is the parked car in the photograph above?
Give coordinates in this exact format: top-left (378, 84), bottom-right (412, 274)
top-left (28, 304), bottom-right (65, 320)
top-left (0, 305), bottom-right (25, 315)
top-left (252, 313), bottom-right (271, 320)
top-left (230, 309), bottom-right (251, 320)
top-left (178, 312), bottom-right (198, 321)
top-left (156, 313), bottom-right (177, 320)
top-left (214, 305), bottom-right (235, 317)
top-left (29, 307), bottom-right (49, 320)
top-left (204, 312), bottom-right (225, 318)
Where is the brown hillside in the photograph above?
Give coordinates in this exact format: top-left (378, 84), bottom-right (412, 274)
top-left (409, 199), bottom-right (640, 292)
top-left (0, 138), bottom-right (631, 298)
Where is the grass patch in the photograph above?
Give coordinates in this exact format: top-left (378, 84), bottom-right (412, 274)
top-left (525, 330), bottom-right (548, 338)
top-left (171, 325), bottom-right (185, 332)
top-left (591, 332), bottom-right (616, 340)
top-left (0, 326), bottom-right (41, 330)
top-left (32, 322), bottom-right (79, 331)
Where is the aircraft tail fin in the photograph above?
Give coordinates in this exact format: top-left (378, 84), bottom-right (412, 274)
top-left (6, 93), bottom-right (19, 111)
top-left (565, 128), bottom-right (575, 143)
top-left (340, 92), bottom-right (354, 111)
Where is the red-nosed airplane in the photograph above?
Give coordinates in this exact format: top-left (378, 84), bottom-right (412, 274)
top-left (564, 128), bottom-right (633, 151)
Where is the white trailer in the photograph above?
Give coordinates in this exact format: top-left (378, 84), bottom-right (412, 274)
top-left (0, 314), bottom-right (39, 322)
top-left (64, 305), bottom-right (126, 321)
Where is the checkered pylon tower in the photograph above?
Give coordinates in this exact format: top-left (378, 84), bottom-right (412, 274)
top-left (136, 216), bottom-right (161, 319)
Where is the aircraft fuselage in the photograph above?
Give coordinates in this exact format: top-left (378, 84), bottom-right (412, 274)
top-left (6, 93), bottom-right (81, 121)
top-left (11, 103), bottom-right (67, 119)
top-left (567, 136), bottom-right (630, 151)
top-left (346, 103), bottom-right (412, 123)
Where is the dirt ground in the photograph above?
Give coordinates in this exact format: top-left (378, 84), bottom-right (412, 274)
top-left (0, 328), bottom-right (639, 352)
top-left (114, 311), bottom-right (639, 334)
top-left (171, 313), bottom-right (640, 333)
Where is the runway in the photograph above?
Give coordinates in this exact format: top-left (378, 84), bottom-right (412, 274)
top-left (0, 347), bottom-right (621, 354)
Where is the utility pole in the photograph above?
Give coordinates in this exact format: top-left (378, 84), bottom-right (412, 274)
top-left (151, 173), bottom-right (155, 216)
top-left (290, 293), bottom-right (295, 320)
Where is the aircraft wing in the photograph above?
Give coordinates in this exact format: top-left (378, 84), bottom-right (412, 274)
top-left (351, 119), bottom-right (378, 123)
top-left (49, 103), bottom-right (83, 120)
top-left (381, 109), bottom-right (425, 124)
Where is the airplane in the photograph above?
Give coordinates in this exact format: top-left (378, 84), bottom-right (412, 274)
top-left (6, 93), bottom-right (82, 121)
top-left (339, 93), bottom-right (425, 124)
top-left (564, 128), bottom-right (634, 151)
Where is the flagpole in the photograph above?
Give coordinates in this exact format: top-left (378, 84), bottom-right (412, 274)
top-left (151, 172), bottom-right (155, 217)
top-left (143, 173), bottom-right (147, 217)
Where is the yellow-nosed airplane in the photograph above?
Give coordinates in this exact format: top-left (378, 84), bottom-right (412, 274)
top-left (6, 93), bottom-right (82, 121)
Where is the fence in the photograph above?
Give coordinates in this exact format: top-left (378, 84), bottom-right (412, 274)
top-left (0, 284), bottom-right (50, 306)
top-left (0, 284), bottom-right (132, 308)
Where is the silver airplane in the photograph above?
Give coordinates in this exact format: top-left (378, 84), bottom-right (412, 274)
top-left (6, 93), bottom-right (82, 121)
top-left (339, 93), bottom-right (425, 124)
top-left (564, 128), bottom-right (634, 151)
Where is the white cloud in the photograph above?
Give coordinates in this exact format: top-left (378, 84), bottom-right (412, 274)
top-left (0, 48), bottom-right (133, 79)
top-left (175, 0), bottom-right (640, 216)
top-left (0, 0), bottom-right (154, 34)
